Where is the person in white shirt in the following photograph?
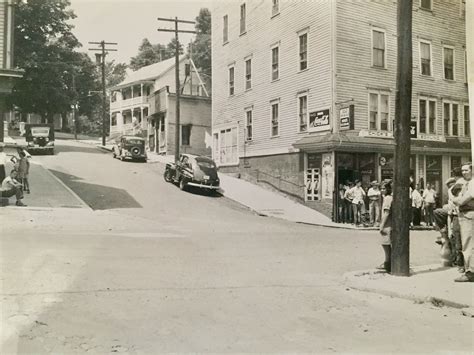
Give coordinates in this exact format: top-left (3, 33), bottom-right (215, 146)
top-left (367, 180), bottom-right (381, 227)
top-left (422, 182), bottom-right (436, 226)
top-left (0, 170), bottom-right (26, 206)
top-left (351, 179), bottom-right (366, 226)
top-left (452, 163), bottom-right (474, 282)
top-left (411, 184), bottom-right (423, 226)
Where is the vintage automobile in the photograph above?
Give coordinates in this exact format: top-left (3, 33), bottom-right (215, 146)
top-left (164, 154), bottom-right (220, 193)
top-left (25, 123), bottom-right (55, 155)
top-left (112, 135), bottom-right (147, 162)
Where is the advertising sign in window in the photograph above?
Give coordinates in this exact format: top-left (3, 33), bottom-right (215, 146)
top-left (309, 109), bottom-right (330, 132)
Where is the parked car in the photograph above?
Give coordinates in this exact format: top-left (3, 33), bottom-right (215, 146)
top-left (164, 154), bottom-right (220, 193)
top-left (25, 123), bottom-right (55, 155)
top-left (113, 135), bottom-right (147, 162)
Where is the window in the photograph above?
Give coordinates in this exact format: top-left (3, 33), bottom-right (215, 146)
top-left (298, 94), bottom-right (308, 132)
top-left (217, 127), bottom-right (238, 165)
top-left (181, 125), bottom-right (191, 146)
top-left (245, 109), bottom-right (252, 141)
top-left (420, 0), bottom-right (432, 10)
top-left (369, 92), bottom-right (390, 131)
top-left (272, 0), bottom-right (279, 16)
top-left (240, 3), bottom-right (246, 34)
top-left (245, 58), bottom-right (252, 90)
top-left (271, 101), bottom-right (279, 136)
top-left (111, 113), bottom-right (117, 126)
top-left (299, 32), bottom-right (308, 71)
top-left (223, 15), bottom-right (228, 43)
top-left (443, 46), bottom-right (455, 80)
top-left (444, 102), bottom-right (460, 136)
top-left (372, 29), bottom-right (386, 68)
top-left (419, 98), bottom-right (437, 134)
top-left (228, 66), bottom-right (235, 96)
top-left (420, 41), bottom-right (432, 76)
top-left (464, 105), bottom-right (470, 137)
top-left (271, 46), bottom-right (279, 81)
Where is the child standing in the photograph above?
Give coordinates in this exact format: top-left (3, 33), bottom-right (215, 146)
top-left (17, 150), bottom-right (30, 193)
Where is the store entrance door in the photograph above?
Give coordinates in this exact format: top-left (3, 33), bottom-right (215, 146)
top-left (305, 168), bottom-right (320, 201)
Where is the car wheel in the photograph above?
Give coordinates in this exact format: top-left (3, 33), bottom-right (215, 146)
top-left (179, 178), bottom-right (187, 191)
top-left (164, 169), bottom-right (172, 183)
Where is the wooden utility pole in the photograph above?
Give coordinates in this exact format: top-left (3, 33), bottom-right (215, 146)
top-left (157, 17), bottom-right (196, 163)
top-left (88, 41), bottom-right (118, 147)
top-left (392, 0), bottom-right (413, 276)
top-left (466, 0), bottom-right (474, 161)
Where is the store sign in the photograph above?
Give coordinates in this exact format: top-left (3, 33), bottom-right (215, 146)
top-left (339, 105), bottom-right (354, 130)
top-left (309, 109), bottom-right (330, 132)
top-left (359, 129), bottom-right (393, 138)
top-left (409, 122), bottom-right (417, 138)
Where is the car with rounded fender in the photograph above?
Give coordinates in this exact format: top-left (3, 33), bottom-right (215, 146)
top-left (164, 154), bottom-right (220, 193)
top-left (113, 135), bottom-right (147, 162)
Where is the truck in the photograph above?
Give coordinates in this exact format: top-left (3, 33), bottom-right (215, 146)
top-left (25, 123), bottom-right (55, 155)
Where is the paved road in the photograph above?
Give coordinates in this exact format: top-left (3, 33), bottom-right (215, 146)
top-left (2, 140), bottom-right (471, 353)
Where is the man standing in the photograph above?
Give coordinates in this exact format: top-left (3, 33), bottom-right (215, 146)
top-left (453, 163), bottom-right (474, 282)
top-left (351, 180), bottom-right (366, 226)
top-left (0, 169), bottom-right (26, 206)
top-left (423, 182), bottom-right (437, 226)
top-left (367, 180), bottom-right (381, 227)
top-left (411, 184), bottom-right (423, 226)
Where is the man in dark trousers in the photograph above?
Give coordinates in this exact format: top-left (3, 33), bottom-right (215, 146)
top-left (0, 169), bottom-right (26, 206)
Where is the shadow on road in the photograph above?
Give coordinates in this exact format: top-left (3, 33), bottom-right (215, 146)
top-left (53, 142), bottom-right (108, 155)
top-left (49, 169), bottom-right (142, 210)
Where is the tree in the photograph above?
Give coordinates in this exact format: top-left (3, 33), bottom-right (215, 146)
top-left (10, 0), bottom-right (84, 124)
top-left (129, 38), bottom-right (182, 71)
top-left (105, 61), bottom-right (128, 88)
top-left (190, 8), bottom-right (211, 78)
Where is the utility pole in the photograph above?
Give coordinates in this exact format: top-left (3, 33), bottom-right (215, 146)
top-left (88, 41), bottom-right (118, 147)
top-left (466, 0), bottom-right (474, 161)
top-left (72, 72), bottom-right (77, 140)
top-left (392, 0), bottom-right (413, 276)
top-left (157, 17), bottom-right (196, 163)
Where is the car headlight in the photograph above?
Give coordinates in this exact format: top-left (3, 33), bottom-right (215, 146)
top-left (46, 142), bottom-right (54, 146)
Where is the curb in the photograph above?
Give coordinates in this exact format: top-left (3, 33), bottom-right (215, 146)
top-left (343, 268), bottom-right (472, 312)
top-left (39, 163), bottom-right (92, 211)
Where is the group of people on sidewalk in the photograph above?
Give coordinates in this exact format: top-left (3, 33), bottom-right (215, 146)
top-left (0, 149), bottom-right (30, 207)
top-left (377, 162), bottom-right (474, 283)
top-left (338, 178), bottom-right (440, 228)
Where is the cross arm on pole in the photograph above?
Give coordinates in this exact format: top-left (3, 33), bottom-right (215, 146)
top-left (158, 29), bottom-right (197, 34)
top-left (157, 17), bottom-right (195, 24)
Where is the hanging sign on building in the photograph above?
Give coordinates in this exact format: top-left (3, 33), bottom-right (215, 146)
top-left (339, 105), bottom-right (354, 130)
top-left (309, 109), bottom-right (330, 132)
top-left (409, 121), bottom-right (417, 138)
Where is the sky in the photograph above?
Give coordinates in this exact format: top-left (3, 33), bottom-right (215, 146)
top-left (68, 0), bottom-right (212, 64)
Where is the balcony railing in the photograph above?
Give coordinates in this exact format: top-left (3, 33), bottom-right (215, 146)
top-left (110, 96), bottom-right (148, 110)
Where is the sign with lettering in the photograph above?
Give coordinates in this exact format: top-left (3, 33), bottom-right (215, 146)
top-left (309, 109), bottom-right (330, 132)
top-left (409, 122), bottom-right (417, 138)
top-left (340, 105), bottom-right (354, 130)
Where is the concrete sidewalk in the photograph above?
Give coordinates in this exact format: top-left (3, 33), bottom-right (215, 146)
top-left (344, 265), bottom-right (473, 316)
top-left (1, 152), bottom-right (88, 209)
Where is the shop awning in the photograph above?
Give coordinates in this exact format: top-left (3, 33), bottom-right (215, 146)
top-left (293, 133), bottom-right (471, 155)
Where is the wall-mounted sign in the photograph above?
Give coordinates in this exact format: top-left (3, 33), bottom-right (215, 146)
top-left (340, 105), bottom-right (354, 130)
top-left (359, 129), bottom-right (393, 138)
top-left (409, 122), bottom-right (417, 139)
top-left (309, 109), bottom-right (330, 132)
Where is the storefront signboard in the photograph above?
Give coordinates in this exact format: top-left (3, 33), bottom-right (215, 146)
top-left (321, 153), bottom-right (334, 199)
top-left (339, 105), bottom-right (354, 131)
top-left (309, 109), bottom-right (330, 132)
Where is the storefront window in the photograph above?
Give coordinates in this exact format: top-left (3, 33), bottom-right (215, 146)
top-left (426, 155), bottom-right (442, 199)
